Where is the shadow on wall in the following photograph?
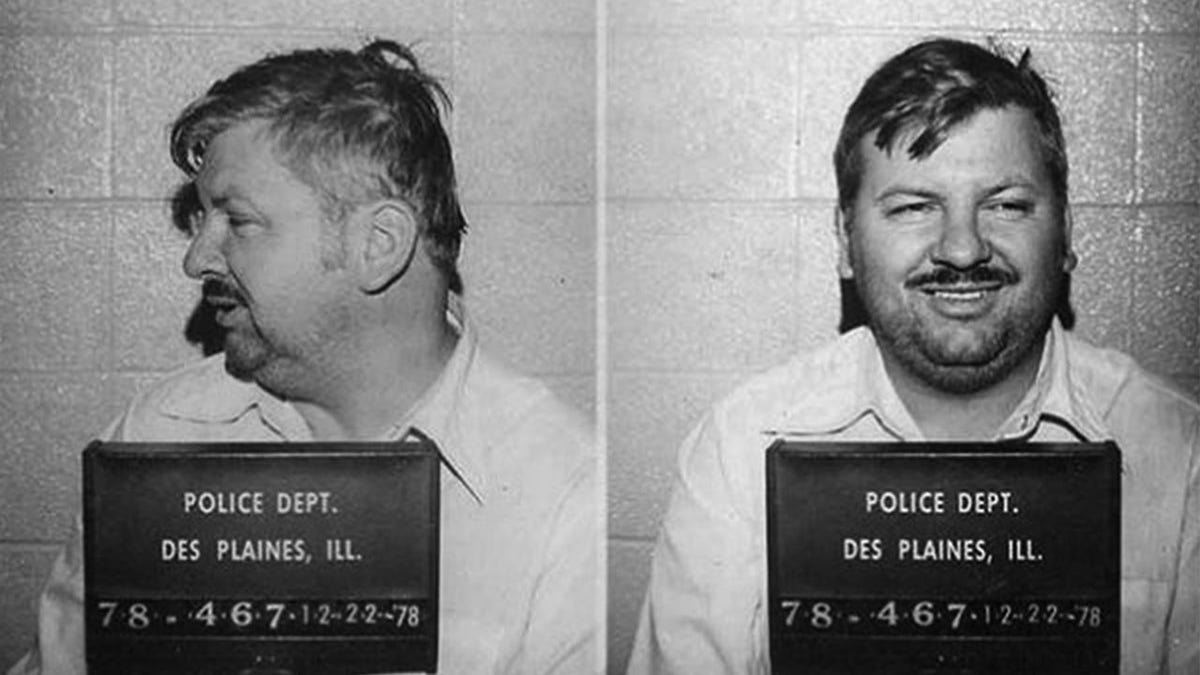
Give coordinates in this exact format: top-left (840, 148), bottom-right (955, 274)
top-left (172, 181), bottom-right (226, 357)
top-left (836, 277), bottom-right (1077, 333)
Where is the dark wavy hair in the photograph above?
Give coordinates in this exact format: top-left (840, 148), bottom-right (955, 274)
top-left (170, 39), bottom-right (467, 293)
top-left (833, 38), bottom-right (1067, 220)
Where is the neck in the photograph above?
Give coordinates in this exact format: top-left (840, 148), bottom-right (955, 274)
top-left (882, 339), bottom-right (1044, 441)
top-left (289, 299), bottom-right (458, 442)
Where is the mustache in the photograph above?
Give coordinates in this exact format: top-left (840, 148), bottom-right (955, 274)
top-left (201, 278), bottom-right (245, 304)
top-left (905, 265), bottom-right (1018, 289)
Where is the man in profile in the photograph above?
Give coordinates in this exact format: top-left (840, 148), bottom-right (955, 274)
top-left (11, 40), bottom-right (596, 675)
top-left (628, 38), bottom-right (1197, 674)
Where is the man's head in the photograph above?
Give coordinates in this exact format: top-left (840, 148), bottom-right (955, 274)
top-left (834, 38), bottom-right (1068, 221)
top-left (171, 40), bottom-right (465, 391)
top-left (833, 38), bottom-right (1076, 395)
top-left (171, 40), bottom-right (466, 293)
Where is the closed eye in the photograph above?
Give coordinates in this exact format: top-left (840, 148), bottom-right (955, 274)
top-left (986, 200), bottom-right (1034, 218)
top-left (224, 210), bottom-right (262, 232)
top-left (885, 201), bottom-right (937, 219)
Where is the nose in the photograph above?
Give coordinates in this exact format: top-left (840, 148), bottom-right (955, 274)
top-left (931, 207), bottom-right (991, 269)
top-left (182, 214), bottom-right (227, 279)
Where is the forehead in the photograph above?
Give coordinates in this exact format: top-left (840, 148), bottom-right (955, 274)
top-left (195, 121), bottom-right (303, 200)
top-left (857, 107), bottom-right (1049, 193)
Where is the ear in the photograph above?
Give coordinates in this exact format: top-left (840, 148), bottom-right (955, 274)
top-left (835, 206), bottom-right (855, 280)
top-left (358, 201), bottom-right (420, 294)
top-left (1061, 205), bottom-right (1077, 273)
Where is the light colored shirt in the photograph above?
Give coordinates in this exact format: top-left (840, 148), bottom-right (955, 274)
top-left (10, 307), bottom-right (599, 675)
top-left (628, 321), bottom-right (1199, 675)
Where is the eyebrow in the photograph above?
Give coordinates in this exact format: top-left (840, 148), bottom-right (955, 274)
top-left (874, 178), bottom-right (1041, 204)
top-left (982, 179), bottom-right (1040, 196)
top-left (874, 186), bottom-right (941, 203)
top-left (207, 189), bottom-right (260, 215)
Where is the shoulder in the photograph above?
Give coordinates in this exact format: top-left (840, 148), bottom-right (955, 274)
top-left (472, 350), bottom-right (590, 436)
top-left (461, 347), bottom-right (595, 473)
top-left (1063, 333), bottom-right (1200, 422)
top-left (110, 354), bottom-right (256, 440)
top-left (673, 331), bottom-right (867, 490)
top-left (1061, 332), bottom-right (1200, 452)
top-left (709, 330), bottom-right (870, 435)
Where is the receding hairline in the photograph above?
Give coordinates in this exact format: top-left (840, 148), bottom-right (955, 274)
top-left (833, 38), bottom-right (1069, 217)
top-left (843, 104), bottom-right (1066, 218)
top-left (192, 119), bottom-right (372, 232)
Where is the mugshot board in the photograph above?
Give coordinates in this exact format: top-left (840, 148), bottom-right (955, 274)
top-left (83, 439), bottom-right (440, 675)
top-left (765, 441), bottom-right (1120, 674)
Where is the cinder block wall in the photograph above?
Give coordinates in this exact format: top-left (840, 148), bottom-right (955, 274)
top-left (0, 0), bottom-right (595, 664)
top-left (606, 0), bottom-right (1200, 672)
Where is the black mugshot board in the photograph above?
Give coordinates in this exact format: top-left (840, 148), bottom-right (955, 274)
top-left (83, 440), bottom-right (440, 675)
top-left (766, 441), bottom-right (1120, 675)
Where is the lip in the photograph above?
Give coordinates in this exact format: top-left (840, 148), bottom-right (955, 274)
top-left (210, 301), bottom-right (245, 327)
top-left (918, 283), bottom-right (1003, 319)
top-left (204, 294), bottom-right (240, 307)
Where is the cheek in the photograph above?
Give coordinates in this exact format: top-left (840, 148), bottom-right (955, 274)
top-left (228, 251), bottom-right (321, 310)
top-left (994, 229), bottom-right (1067, 278)
top-left (851, 248), bottom-right (908, 315)
top-left (849, 230), bottom-right (941, 320)
top-left (851, 229), bottom-right (928, 283)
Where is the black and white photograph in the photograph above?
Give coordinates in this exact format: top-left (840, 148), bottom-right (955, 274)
top-left (0, 1), bottom-right (1196, 674)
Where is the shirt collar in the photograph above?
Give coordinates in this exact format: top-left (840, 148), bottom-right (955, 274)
top-left (771, 320), bottom-right (1111, 442)
top-left (1000, 319), bottom-right (1110, 442)
top-left (158, 294), bottom-right (489, 501)
top-left (389, 295), bottom-right (489, 502)
top-left (771, 326), bottom-right (922, 439)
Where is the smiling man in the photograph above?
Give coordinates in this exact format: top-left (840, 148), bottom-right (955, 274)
top-left (628, 38), bottom-right (1198, 674)
top-left (841, 105), bottom-right (1068, 438)
top-left (10, 40), bottom-right (596, 675)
